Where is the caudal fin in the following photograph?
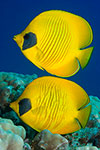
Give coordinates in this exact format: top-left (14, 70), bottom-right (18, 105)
top-left (77, 47), bottom-right (94, 69)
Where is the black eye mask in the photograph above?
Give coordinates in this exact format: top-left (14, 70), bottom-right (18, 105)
top-left (19, 98), bottom-right (32, 116)
top-left (23, 32), bottom-right (37, 50)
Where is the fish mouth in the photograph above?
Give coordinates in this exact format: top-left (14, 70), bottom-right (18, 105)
top-left (13, 35), bottom-right (17, 41)
top-left (13, 34), bottom-right (23, 49)
top-left (10, 101), bottom-right (18, 114)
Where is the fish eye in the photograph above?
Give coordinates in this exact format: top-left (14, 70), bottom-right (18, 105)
top-left (19, 98), bottom-right (32, 116)
top-left (23, 32), bottom-right (37, 50)
top-left (24, 33), bottom-right (30, 40)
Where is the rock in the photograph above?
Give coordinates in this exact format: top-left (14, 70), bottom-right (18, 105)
top-left (32, 129), bottom-right (69, 150)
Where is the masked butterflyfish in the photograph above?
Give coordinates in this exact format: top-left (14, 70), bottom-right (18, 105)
top-left (10, 76), bottom-right (91, 134)
top-left (13, 10), bottom-right (94, 77)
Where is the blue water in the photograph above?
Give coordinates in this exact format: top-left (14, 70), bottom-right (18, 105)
top-left (0, 0), bottom-right (99, 97)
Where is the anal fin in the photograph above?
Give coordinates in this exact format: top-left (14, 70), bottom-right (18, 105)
top-left (46, 57), bottom-right (80, 77)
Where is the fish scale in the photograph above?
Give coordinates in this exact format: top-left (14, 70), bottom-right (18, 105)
top-left (46, 19), bottom-right (70, 68)
top-left (39, 13), bottom-right (70, 65)
top-left (34, 79), bottom-right (63, 130)
top-left (44, 87), bottom-right (56, 129)
top-left (43, 17), bottom-right (65, 67)
top-left (39, 17), bottom-right (73, 71)
top-left (44, 87), bottom-right (62, 130)
top-left (47, 20), bottom-right (67, 65)
top-left (40, 16), bottom-right (60, 65)
top-left (39, 16), bottom-right (54, 53)
top-left (40, 16), bottom-right (56, 53)
top-left (40, 16), bottom-right (69, 68)
top-left (36, 82), bottom-right (56, 129)
top-left (44, 81), bottom-right (65, 130)
top-left (37, 16), bottom-right (52, 49)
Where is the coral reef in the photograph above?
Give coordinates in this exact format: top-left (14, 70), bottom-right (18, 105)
top-left (0, 72), bottom-right (37, 109)
top-left (31, 129), bottom-right (69, 150)
top-left (76, 146), bottom-right (99, 150)
top-left (0, 72), bottom-right (38, 139)
top-left (0, 117), bottom-right (31, 150)
top-left (0, 117), bottom-right (26, 139)
top-left (0, 72), bottom-right (100, 149)
top-left (0, 126), bottom-right (24, 150)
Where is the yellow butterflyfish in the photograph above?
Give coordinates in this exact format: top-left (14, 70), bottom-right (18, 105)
top-left (13, 10), bottom-right (93, 77)
top-left (10, 76), bottom-right (91, 134)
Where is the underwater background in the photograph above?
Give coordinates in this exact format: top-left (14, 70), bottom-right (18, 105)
top-left (0, 0), bottom-right (99, 97)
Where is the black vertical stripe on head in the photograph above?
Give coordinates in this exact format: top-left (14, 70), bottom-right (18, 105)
top-left (23, 32), bottom-right (37, 50)
top-left (19, 98), bottom-right (32, 116)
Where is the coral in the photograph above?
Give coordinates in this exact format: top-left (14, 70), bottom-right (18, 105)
top-left (23, 143), bottom-right (31, 150)
top-left (0, 126), bottom-right (24, 150)
top-left (0, 117), bottom-right (30, 150)
top-left (31, 129), bottom-right (69, 150)
top-left (89, 96), bottom-right (100, 118)
top-left (76, 146), bottom-right (99, 150)
top-left (0, 117), bottom-right (26, 139)
top-left (0, 72), bottom-right (37, 109)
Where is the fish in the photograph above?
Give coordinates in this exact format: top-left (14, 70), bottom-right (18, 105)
top-left (10, 76), bottom-right (91, 134)
top-left (13, 10), bottom-right (94, 77)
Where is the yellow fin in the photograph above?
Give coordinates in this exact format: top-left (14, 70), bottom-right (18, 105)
top-left (77, 47), bottom-right (94, 69)
top-left (46, 57), bottom-right (80, 77)
top-left (77, 105), bottom-right (91, 128)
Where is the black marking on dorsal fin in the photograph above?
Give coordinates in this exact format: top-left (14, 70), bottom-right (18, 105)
top-left (19, 98), bottom-right (32, 116)
top-left (23, 32), bottom-right (37, 50)
top-left (75, 118), bottom-right (83, 129)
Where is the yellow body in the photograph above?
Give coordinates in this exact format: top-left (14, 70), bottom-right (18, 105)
top-left (10, 76), bottom-right (91, 134)
top-left (14, 10), bottom-right (93, 77)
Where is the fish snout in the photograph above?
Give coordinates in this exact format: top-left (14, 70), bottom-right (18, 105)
top-left (10, 101), bottom-right (18, 114)
top-left (13, 35), bottom-right (17, 41)
top-left (13, 34), bottom-right (23, 49)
